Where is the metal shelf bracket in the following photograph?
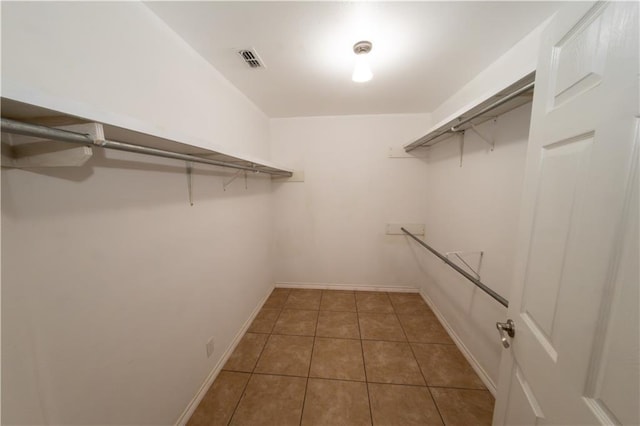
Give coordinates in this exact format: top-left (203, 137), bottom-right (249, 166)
top-left (469, 120), bottom-right (496, 151)
top-left (222, 169), bottom-right (248, 191)
top-left (186, 162), bottom-right (194, 206)
top-left (459, 131), bottom-right (465, 168)
top-left (445, 250), bottom-right (484, 280)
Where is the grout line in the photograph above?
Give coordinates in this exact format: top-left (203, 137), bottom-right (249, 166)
top-left (266, 307), bottom-right (283, 334)
top-left (428, 385), bottom-right (492, 392)
top-left (410, 341), bottom-right (457, 346)
top-left (299, 301), bottom-right (320, 426)
top-left (226, 371), bottom-right (252, 426)
top-left (407, 340), bottom-right (447, 426)
top-left (280, 307), bottom-right (321, 311)
top-left (245, 370), bottom-right (488, 392)
top-left (387, 291), bottom-right (401, 314)
top-left (251, 332), bottom-right (273, 374)
top-left (228, 291), bottom-right (284, 424)
top-left (247, 371), bottom-right (482, 389)
top-left (277, 307), bottom-right (371, 313)
top-left (425, 386), bottom-right (447, 426)
top-left (307, 375), bottom-right (366, 383)
top-left (269, 332), bottom-right (317, 338)
top-left (319, 290), bottom-right (327, 312)
top-left (365, 380), bottom-right (429, 388)
top-left (314, 335), bottom-right (361, 342)
top-left (251, 290), bottom-right (288, 374)
top-left (356, 306), bottom-right (374, 425)
top-left (251, 371), bottom-right (311, 379)
top-left (221, 368), bottom-right (257, 375)
top-left (219, 290), bottom-right (478, 426)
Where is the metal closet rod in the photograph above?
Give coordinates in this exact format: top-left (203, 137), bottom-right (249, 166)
top-left (401, 227), bottom-right (509, 308)
top-left (406, 81), bottom-right (535, 152)
top-left (0, 118), bottom-right (292, 176)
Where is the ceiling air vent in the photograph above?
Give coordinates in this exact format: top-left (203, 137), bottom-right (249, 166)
top-left (238, 49), bottom-right (265, 69)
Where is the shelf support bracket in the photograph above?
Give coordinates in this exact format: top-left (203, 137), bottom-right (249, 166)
top-left (223, 170), bottom-right (243, 191)
top-left (459, 131), bottom-right (465, 168)
top-left (446, 251), bottom-right (484, 280)
top-left (186, 162), bottom-right (194, 206)
top-left (469, 120), bottom-right (495, 151)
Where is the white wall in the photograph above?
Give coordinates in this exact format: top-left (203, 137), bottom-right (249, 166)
top-left (1, 3), bottom-right (548, 422)
top-left (1, 1), bottom-right (270, 161)
top-left (269, 105), bottom-right (531, 390)
top-left (270, 21), bottom-right (545, 388)
top-left (2, 2), bottom-right (274, 424)
top-left (409, 19), bottom-right (548, 390)
top-left (270, 113), bottom-right (431, 289)
top-left (429, 18), bottom-right (548, 128)
top-left (415, 103), bottom-right (531, 389)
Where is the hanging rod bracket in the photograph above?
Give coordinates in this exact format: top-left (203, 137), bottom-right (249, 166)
top-left (1, 122), bottom-right (103, 168)
top-left (404, 78), bottom-right (534, 152)
top-left (401, 227), bottom-right (508, 308)
top-left (0, 118), bottom-right (293, 176)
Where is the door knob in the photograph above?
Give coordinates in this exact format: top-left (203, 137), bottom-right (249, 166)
top-left (496, 319), bottom-right (515, 348)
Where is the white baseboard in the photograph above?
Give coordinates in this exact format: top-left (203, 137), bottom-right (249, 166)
top-left (275, 281), bottom-right (418, 293)
top-left (175, 286), bottom-right (274, 425)
top-left (418, 288), bottom-right (497, 396)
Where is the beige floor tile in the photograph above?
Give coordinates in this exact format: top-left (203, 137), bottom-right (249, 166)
top-left (320, 290), bottom-right (357, 312)
top-left (187, 371), bottom-right (250, 426)
top-left (359, 313), bottom-right (407, 341)
top-left (272, 309), bottom-right (318, 336)
top-left (397, 313), bottom-right (453, 344)
top-left (284, 289), bottom-right (322, 310)
top-left (301, 378), bottom-right (371, 426)
top-left (254, 334), bottom-right (314, 377)
top-left (356, 291), bottom-right (394, 313)
top-left (316, 311), bottom-right (360, 339)
top-left (411, 343), bottom-right (485, 389)
top-left (263, 288), bottom-right (290, 309)
top-left (388, 292), bottom-right (430, 314)
top-left (362, 340), bottom-right (425, 385)
top-left (230, 374), bottom-right (306, 426)
top-left (309, 337), bottom-right (366, 381)
top-left (248, 308), bottom-right (281, 334)
top-left (223, 333), bottom-right (268, 372)
top-left (368, 383), bottom-right (443, 426)
top-left (430, 388), bottom-right (494, 426)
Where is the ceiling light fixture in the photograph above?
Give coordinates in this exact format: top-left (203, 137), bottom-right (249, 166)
top-left (352, 40), bottom-right (373, 83)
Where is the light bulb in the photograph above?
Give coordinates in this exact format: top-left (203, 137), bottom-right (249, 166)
top-left (352, 55), bottom-right (373, 83)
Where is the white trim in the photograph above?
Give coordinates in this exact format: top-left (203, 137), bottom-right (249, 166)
top-left (275, 281), bottom-right (418, 293)
top-left (174, 287), bottom-right (273, 426)
top-left (419, 288), bottom-right (497, 396)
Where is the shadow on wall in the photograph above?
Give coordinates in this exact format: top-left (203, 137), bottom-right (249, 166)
top-left (1, 146), bottom-right (273, 220)
top-left (409, 238), bottom-right (504, 359)
top-left (421, 104), bottom-right (532, 164)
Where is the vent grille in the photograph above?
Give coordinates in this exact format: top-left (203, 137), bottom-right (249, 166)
top-left (238, 49), bottom-right (264, 69)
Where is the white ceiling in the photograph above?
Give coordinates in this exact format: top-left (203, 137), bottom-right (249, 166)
top-left (145, 1), bottom-right (562, 118)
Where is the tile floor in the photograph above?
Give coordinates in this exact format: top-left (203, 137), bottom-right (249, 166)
top-left (188, 289), bottom-right (494, 426)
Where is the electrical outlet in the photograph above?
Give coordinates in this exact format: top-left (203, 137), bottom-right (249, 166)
top-left (206, 337), bottom-right (215, 358)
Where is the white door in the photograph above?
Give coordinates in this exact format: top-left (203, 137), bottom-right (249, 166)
top-left (493, 2), bottom-right (639, 425)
